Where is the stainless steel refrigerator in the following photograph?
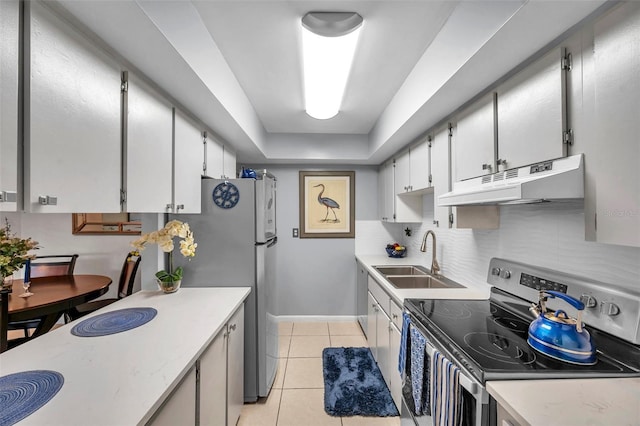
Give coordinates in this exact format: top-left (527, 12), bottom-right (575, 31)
top-left (170, 173), bottom-right (278, 402)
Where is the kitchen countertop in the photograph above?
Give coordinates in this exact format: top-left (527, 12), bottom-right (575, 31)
top-left (0, 287), bottom-right (250, 425)
top-left (356, 254), bottom-right (489, 306)
top-left (487, 378), bottom-right (640, 426)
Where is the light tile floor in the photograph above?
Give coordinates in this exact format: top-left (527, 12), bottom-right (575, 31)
top-left (238, 321), bottom-right (401, 426)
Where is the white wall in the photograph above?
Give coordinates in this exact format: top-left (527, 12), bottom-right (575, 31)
top-left (2, 212), bottom-right (141, 298)
top-left (248, 164), bottom-right (379, 316)
top-left (392, 196), bottom-right (640, 293)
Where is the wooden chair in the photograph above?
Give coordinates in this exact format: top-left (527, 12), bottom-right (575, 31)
top-left (8, 254), bottom-right (79, 338)
top-left (68, 252), bottom-right (141, 321)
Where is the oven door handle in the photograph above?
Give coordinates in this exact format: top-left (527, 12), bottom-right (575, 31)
top-left (423, 338), bottom-right (481, 397)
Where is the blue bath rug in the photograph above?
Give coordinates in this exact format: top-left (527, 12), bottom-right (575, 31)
top-left (71, 307), bottom-right (157, 337)
top-left (322, 347), bottom-right (399, 417)
top-left (0, 370), bottom-right (64, 426)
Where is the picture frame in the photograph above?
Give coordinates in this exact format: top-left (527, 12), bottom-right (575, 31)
top-left (299, 171), bottom-right (355, 238)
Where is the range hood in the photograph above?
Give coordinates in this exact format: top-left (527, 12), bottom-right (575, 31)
top-left (438, 154), bottom-right (584, 206)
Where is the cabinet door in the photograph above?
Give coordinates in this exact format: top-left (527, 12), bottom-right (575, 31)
top-left (148, 365), bottom-right (197, 426)
top-left (378, 160), bottom-right (395, 221)
top-left (174, 110), bottom-right (202, 214)
top-left (432, 125), bottom-right (452, 228)
top-left (222, 146), bottom-right (236, 179)
top-left (389, 323), bottom-right (402, 410)
top-left (410, 140), bottom-right (431, 192)
top-left (376, 309), bottom-right (391, 388)
top-left (0, 0), bottom-right (19, 212)
top-left (367, 291), bottom-right (378, 359)
top-left (356, 261), bottom-right (368, 337)
top-left (454, 93), bottom-right (496, 181)
top-left (205, 136), bottom-right (224, 179)
top-left (394, 150), bottom-right (410, 194)
top-left (199, 327), bottom-right (226, 426)
top-left (125, 73), bottom-right (173, 212)
top-left (25, 1), bottom-right (121, 213)
top-left (227, 305), bottom-right (244, 426)
top-left (497, 47), bottom-right (566, 170)
top-left (591, 2), bottom-right (640, 247)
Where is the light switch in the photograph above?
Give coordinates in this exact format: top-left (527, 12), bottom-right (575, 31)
top-left (292, 228), bottom-right (299, 238)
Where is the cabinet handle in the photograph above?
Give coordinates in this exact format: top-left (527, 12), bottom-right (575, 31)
top-left (165, 203), bottom-right (173, 211)
top-left (229, 323), bottom-right (237, 332)
top-left (482, 163), bottom-right (492, 172)
top-left (176, 204), bottom-right (185, 211)
top-left (497, 159), bottom-right (507, 168)
top-left (38, 195), bottom-right (58, 205)
top-left (392, 314), bottom-right (398, 319)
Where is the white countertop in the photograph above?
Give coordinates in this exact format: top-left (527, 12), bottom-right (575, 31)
top-left (356, 254), bottom-right (489, 305)
top-left (1, 287), bottom-right (251, 425)
top-left (487, 377), bottom-right (640, 426)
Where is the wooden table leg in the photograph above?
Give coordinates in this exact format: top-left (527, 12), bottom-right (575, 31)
top-left (31, 311), bottom-right (64, 339)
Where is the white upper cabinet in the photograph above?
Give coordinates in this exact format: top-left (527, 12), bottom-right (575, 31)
top-left (204, 134), bottom-right (224, 179)
top-left (409, 139), bottom-right (431, 192)
top-left (585, 2), bottom-right (640, 247)
top-left (497, 47), bottom-right (568, 171)
top-left (0, 0), bottom-right (19, 212)
top-left (432, 125), bottom-right (452, 228)
top-left (24, 1), bottom-right (121, 213)
top-left (378, 160), bottom-right (394, 222)
top-left (395, 139), bottom-right (432, 194)
top-left (173, 110), bottom-right (203, 214)
top-left (124, 72), bottom-right (173, 213)
top-left (454, 93), bottom-right (496, 181)
top-left (393, 150), bottom-right (410, 194)
top-left (223, 145), bottom-right (237, 179)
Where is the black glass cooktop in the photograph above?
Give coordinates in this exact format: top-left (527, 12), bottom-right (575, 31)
top-left (404, 288), bottom-right (640, 384)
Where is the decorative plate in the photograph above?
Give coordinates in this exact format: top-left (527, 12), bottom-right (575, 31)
top-left (212, 182), bottom-right (240, 209)
top-left (0, 370), bottom-right (64, 426)
top-left (71, 307), bottom-right (157, 337)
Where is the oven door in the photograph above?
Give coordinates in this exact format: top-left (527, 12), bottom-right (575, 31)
top-left (402, 312), bottom-right (493, 426)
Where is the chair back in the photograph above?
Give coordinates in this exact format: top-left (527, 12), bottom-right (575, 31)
top-left (118, 253), bottom-right (141, 299)
top-left (30, 254), bottom-right (79, 278)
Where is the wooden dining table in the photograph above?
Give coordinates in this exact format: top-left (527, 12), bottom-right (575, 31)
top-left (1, 275), bottom-right (112, 352)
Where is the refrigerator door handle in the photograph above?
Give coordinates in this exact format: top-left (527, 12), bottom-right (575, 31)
top-left (267, 237), bottom-right (278, 248)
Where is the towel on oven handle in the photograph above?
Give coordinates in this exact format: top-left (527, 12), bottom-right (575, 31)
top-left (431, 350), bottom-right (462, 426)
top-left (398, 312), bottom-right (411, 376)
top-left (409, 324), bottom-right (431, 416)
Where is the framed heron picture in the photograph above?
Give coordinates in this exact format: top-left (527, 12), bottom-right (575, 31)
top-left (299, 171), bottom-right (355, 238)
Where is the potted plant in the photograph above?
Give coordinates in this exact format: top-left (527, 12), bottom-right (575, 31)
top-left (1, 218), bottom-right (39, 291)
top-left (131, 220), bottom-right (197, 293)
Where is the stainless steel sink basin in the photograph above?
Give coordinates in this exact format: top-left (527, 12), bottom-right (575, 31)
top-left (386, 275), bottom-right (463, 289)
top-left (374, 265), bottom-right (429, 276)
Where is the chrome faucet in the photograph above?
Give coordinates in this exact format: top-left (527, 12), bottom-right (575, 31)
top-left (420, 230), bottom-right (441, 276)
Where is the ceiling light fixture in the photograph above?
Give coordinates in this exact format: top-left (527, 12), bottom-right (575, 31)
top-left (301, 12), bottom-right (363, 120)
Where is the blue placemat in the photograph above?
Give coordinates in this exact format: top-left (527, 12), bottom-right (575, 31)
top-left (0, 370), bottom-right (64, 426)
top-left (71, 307), bottom-right (157, 337)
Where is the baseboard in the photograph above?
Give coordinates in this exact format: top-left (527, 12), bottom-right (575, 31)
top-left (276, 315), bottom-right (358, 323)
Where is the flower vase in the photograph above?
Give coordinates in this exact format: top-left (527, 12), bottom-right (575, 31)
top-left (156, 278), bottom-right (181, 294)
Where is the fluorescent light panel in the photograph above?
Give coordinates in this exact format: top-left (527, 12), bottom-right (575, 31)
top-left (301, 14), bottom-right (362, 120)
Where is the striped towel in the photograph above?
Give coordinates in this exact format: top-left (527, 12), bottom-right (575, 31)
top-left (398, 312), bottom-right (411, 375)
top-left (409, 324), bottom-right (431, 416)
top-left (431, 350), bottom-right (462, 426)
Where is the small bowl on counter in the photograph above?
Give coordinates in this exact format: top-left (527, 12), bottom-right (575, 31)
top-left (385, 246), bottom-right (407, 258)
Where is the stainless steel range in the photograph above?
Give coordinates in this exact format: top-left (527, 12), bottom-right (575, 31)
top-left (402, 258), bottom-right (640, 426)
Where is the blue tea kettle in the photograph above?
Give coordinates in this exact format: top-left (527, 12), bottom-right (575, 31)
top-left (527, 290), bottom-right (597, 365)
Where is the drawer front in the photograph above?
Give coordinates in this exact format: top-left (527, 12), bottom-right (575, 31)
top-left (368, 275), bottom-right (389, 311)
top-left (389, 299), bottom-right (403, 330)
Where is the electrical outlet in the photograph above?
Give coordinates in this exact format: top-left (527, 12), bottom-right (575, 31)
top-left (292, 228), bottom-right (299, 238)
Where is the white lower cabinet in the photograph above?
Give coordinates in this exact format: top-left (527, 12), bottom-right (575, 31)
top-left (367, 276), bottom-right (403, 411)
top-left (148, 366), bottom-right (197, 426)
top-left (148, 304), bottom-right (244, 426)
top-left (200, 304), bottom-right (244, 426)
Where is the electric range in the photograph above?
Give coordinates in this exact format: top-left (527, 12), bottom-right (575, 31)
top-left (401, 258), bottom-right (640, 426)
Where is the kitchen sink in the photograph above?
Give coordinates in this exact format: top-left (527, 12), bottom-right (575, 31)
top-left (373, 265), bottom-right (429, 276)
top-left (386, 275), bottom-right (463, 289)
